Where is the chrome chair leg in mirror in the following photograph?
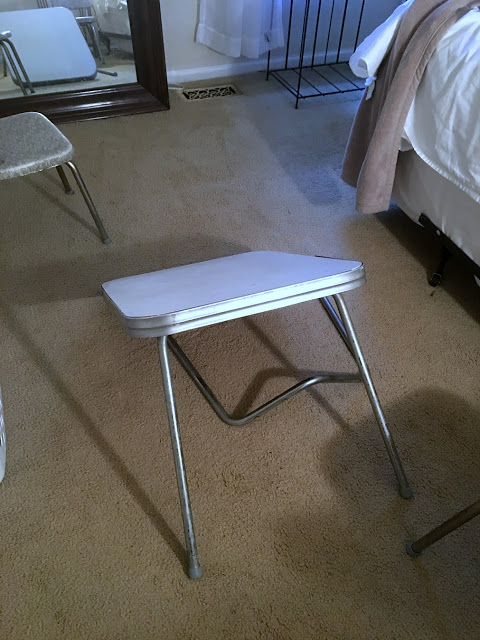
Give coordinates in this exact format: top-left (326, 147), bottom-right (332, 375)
top-left (0, 31), bottom-right (34, 96)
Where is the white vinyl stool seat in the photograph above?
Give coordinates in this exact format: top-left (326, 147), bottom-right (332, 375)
top-left (102, 251), bottom-right (412, 579)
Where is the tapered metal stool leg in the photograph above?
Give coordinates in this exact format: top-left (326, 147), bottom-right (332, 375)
top-left (332, 294), bottom-right (413, 499)
top-left (56, 165), bottom-right (74, 195)
top-left (65, 161), bottom-right (111, 244)
top-left (157, 336), bottom-right (203, 580)
top-left (406, 499), bottom-right (480, 557)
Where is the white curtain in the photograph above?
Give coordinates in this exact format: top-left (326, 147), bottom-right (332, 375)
top-left (91, 0), bottom-right (130, 35)
top-left (196, 0), bottom-right (284, 59)
top-left (92, 0), bottom-right (127, 9)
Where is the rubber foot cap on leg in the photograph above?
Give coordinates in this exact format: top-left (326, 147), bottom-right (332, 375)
top-left (103, 237), bottom-right (112, 245)
top-left (406, 542), bottom-right (421, 558)
top-left (65, 188), bottom-right (74, 195)
top-left (188, 564), bottom-right (203, 580)
top-left (400, 486), bottom-right (414, 500)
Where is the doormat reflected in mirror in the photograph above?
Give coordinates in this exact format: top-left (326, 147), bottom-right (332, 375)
top-left (181, 85), bottom-right (239, 101)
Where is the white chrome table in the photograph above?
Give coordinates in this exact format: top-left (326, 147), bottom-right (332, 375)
top-left (103, 251), bottom-right (412, 578)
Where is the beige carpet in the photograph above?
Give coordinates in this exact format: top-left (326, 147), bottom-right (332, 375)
top-left (0, 74), bottom-right (479, 640)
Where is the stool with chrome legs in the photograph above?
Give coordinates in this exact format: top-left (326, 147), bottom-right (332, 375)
top-left (102, 251), bottom-right (412, 579)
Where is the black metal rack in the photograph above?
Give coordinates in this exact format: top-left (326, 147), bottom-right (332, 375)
top-left (267, 0), bottom-right (367, 108)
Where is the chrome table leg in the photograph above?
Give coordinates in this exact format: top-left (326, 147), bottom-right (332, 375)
top-left (332, 294), bottom-right (413, 499)
top-left (158, 336), bottom-right (202, 580)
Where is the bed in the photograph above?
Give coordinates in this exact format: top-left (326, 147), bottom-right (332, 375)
top-left (392, 150), bottom-right (480, 285)
top-left (350, 0), bottom-right (480, 286)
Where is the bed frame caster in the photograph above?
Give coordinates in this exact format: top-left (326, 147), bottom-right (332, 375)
top-left (428, 246), bottom-right (451, 287)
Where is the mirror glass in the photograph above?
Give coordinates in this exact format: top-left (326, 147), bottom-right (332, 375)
top-left (0, 0), bottom-right (136, 100)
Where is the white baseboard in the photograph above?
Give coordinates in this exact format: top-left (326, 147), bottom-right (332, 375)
top-left (167, 49), bottom-right (355, 86)
top-left (167, 58), bottom-right (267, 85)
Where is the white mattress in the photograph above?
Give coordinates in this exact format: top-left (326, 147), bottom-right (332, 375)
top-left (403, 9), bottom-right (480, 205)
top-left (392, 150), bottom-right (480, 269)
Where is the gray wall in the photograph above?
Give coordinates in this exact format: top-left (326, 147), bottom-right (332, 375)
top-left (161, 0), bottom-right (402, 82)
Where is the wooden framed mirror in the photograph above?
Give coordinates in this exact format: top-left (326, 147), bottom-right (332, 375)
top-left (0, 0), bottom-right (169, 123)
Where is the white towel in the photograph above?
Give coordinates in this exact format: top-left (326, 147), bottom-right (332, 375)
top-left (349, 0), bottom-right (414, 79)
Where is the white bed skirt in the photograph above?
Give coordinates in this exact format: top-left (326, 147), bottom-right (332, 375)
top-left (392, 150), bottom-right (480, 270)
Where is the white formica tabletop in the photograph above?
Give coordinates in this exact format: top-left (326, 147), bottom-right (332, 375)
top-left (102, 251), bottom-right (365, 337)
